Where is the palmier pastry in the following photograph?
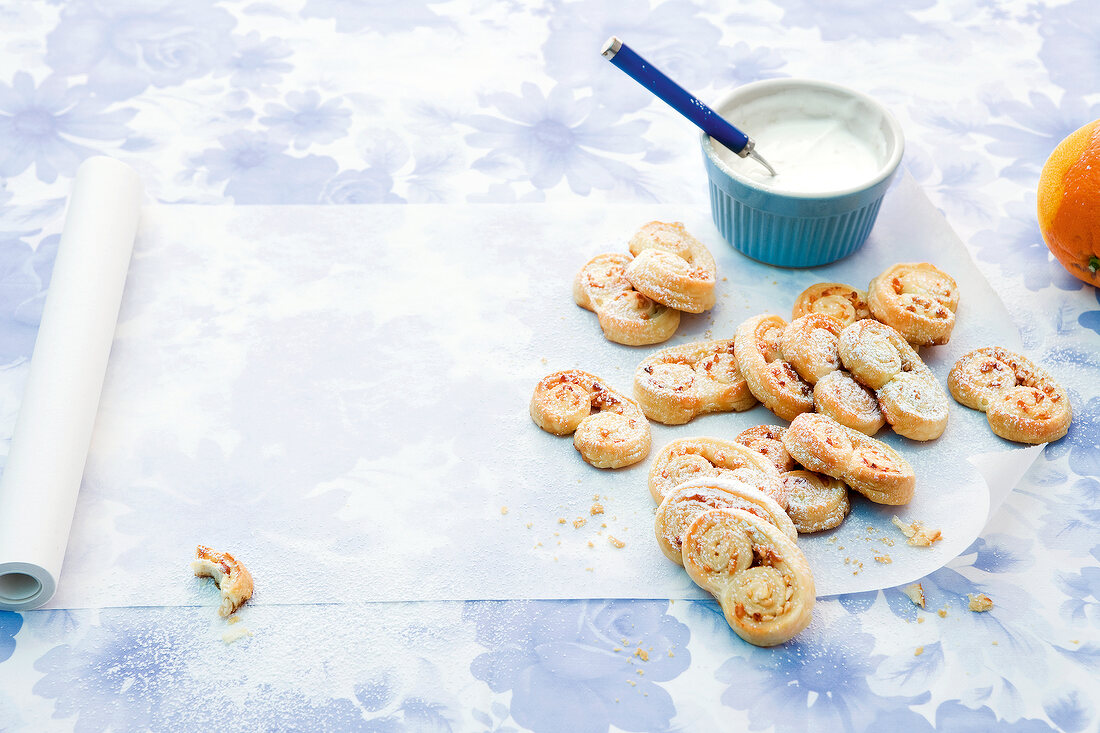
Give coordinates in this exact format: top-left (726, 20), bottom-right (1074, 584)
top-left (838, 319), bottom-right (948, 441)
top-left (654, 477), bottom-right (796, 566)
top-left (782, 413), bottom-right (916, 505)
top-left (623, 221), bottom-right (717, 313)
top-left (867, 263), bottom-right (959, 346)
top-left (781, 470), bottom-right (850, 533)
top-left (648, 437), bottom-right (784, 508)
top-left (735, 314), bottom-right (815, 421)
top-left (735, 425), bottom-right (796, 474)
top-left (780, 313), bottom-right (843, 385)
top-left (948, 347), bottom-right (1072, 444)
top-left (530, 370), bottom-right (650, 468)
top-left (633, 339), bottom-right (756, 425)
top-left (813, 370), bottom-right (886, 436)
top-left (573, 253), bottom-right (679, 345)
top-left (792, 282), bottom-right (871, 329)
top-left (681, 508), bottom-right (815, 646)
top-left (192, 545), bottom-right (254, 617)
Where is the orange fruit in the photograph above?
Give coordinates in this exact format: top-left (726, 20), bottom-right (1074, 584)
top-left (1037, 119), bottom-right (1100, 287)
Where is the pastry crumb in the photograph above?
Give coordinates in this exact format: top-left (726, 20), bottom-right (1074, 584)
top-left (874, 554), bottom-right (892, 564)
top-left (901, 583), bottom-right (926, 608)
top-left (937, 608), bottom-right (948, 618)
top-left (892, 516), bottom-right (943, 546)
top-left (500, 506), bottom-right (509, 515)
top-left (558, 517), bottom-right (566, 524)
top-left (221, 626), bottom-right (253, 645)
top-left (917, 617), bottom-right (925, 624)
top-left (574, 517), bottom-right (587, 529)
top-left (526, 522), bottom-right (532, 529)
top-left (609, 536), bottom-right (625, 549)
top-left (634, 648), bottom-right (649, 662)
top-left (914, 646), bottom-right (924, 656)
top-left (968, 593), bottom-right (993, 612)
top-left (587, 540), bottom-right (594, 548)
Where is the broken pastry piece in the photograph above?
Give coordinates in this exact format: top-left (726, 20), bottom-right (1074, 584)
top-left (901, 583), bottom-right (926, 608)
top-left (192, 545), bottom-right (254, 617)
top-left (891, 516), bottom-right (942, 546)
top-left (968, 593), bottom-right (994, 612)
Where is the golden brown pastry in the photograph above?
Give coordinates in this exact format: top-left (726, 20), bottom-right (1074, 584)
top-left (782, 413), bottom-right (916, 505)
top-left (192, 545), bottom-right (254, 617)
top-left (948, 347), bottom-right (1072, 444)
top-left (792, 282), bottom-right (872, 328)
top-left (624, 221), bottom-right (717, 313)
top-left (867, 263), bottom-right (959, 346)
top-left (681, 508), bottom-right (815, 646)
top-left (813, 370), bottom-right (886, 436)
top-left (573, 253), bottom-right (680, 345)
top-left (530, 370), bottom-right (651, 468)
top-left (633, 339), bottom-right (756, 425)
top-left (734, 425), bottom-right (797, 474)
top-left (648, 437), bottom-right (785, 507)
top-left (780, 314), bottom-right (843, 385)
top-left (735, 314), bottom-right (815, 421)
top-left (838, 319), bottom-right (948, 441)
top-left (781, 470), bottom-right (850, 533)
top-left (653, 477), bottom-right (796, 565)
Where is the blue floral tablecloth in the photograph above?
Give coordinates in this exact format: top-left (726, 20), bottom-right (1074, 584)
top-left (1, 1), bottom-right (1098, 731)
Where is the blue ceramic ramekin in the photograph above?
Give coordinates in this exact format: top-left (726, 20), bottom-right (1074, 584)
top-left (700, 78), bottom-right (904, 267)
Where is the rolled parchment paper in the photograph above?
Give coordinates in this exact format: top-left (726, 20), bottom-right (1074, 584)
top-left (0, 156), bottom-right (142, 610)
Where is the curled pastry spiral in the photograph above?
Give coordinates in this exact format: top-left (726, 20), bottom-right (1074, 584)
top-left (792, 282), bottom-right (872, 328)
top-left (783, 413), bottom-right (915, 505)
top-left (838, 319), bottom-right (948, 441)
top-left (781, 470), bottom-right (850, 533)
top-left (530, 370), bottom-right (651, 468)
top-left (624, 221), bottom-right (717, 314)
top-left (735, 424), bottom-right (797, 474)
top-left (633, 339), bottom-right (757, 425)
top-left (654, 477), bottom-right (796, 565)
top-left (681, 508), bottom-right (815, 647)
top-left (735, 314), bottom-right (815, 422)
top-left (780, 313), bottom-right (843, 385)
top-left (648, 437), bottom-right (785, 508)
top-left (192, 545), bottom-right (254, 617)
top-left (813, 370), bottom-right (885, 436)
top-left (948, 347), bottom-right (1072, 444)
top-left (573, 253), bottom-right (679, 345)
top-left (876, 370), bottom-right (949, 441)
top-left (867, 263), bottom-right (959, 346)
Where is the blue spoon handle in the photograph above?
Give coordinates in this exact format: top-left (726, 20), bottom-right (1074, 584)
top-left (601, 36), bottom-right (750, 154)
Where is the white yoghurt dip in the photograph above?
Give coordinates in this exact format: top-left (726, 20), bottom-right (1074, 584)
top-left (712, 88), bottom-right (889, 195)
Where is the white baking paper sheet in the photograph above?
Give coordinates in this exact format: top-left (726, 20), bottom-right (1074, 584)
top-left (42, 173), bottom-right (1035, 608)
